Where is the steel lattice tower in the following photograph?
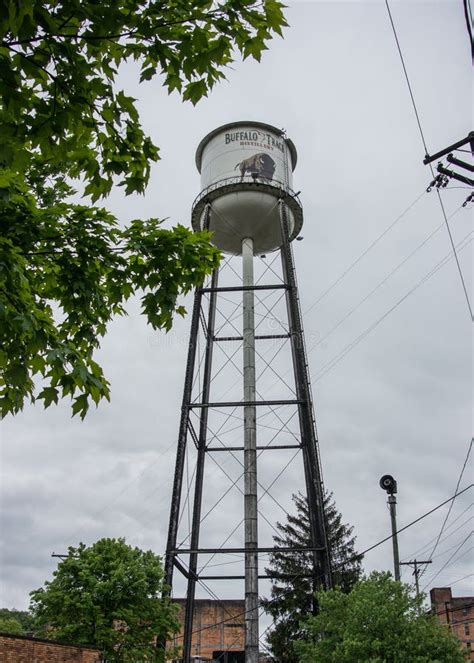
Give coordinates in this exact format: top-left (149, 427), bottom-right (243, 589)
top-left (164, 122), bottom-right (331, 663)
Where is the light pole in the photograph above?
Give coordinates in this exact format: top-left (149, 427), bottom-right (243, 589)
top-left (379, 474), bottom-right (400, 581)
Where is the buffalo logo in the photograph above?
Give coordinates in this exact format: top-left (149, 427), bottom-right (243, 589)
top-left (235, 152), bottom-right (276, 182)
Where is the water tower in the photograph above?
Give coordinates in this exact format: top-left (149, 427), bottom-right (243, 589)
top-left (164, 122), bottom-right (331, 663)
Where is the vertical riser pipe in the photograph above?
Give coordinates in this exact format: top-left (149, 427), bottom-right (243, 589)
top-left (242, 237), bottom-right (259, 663)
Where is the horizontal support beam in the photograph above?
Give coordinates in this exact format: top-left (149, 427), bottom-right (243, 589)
top-left (214, 334), bottom-right (290, 342)
top-left (437, 164), bottom-right (474, 186)
top-left (206, 444), bottom-right (301, 452)
top-left (188, 399), bottom-right (302, 409)
top-left (447, 153), bottom-right (474, 172)
top-left (201, 284), bottom-right (288, 293)
top-left (423, 132), bottom-right (473, 165)
top-left (171, 546), bottom-right (325, 555)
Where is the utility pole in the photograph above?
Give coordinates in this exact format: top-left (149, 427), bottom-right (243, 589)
top-left (379, 474), bottom-right (400, 581)
top-left (388, 494), bottom-right (400, 582)
top-left (400, 559), bottom-right (432, 601)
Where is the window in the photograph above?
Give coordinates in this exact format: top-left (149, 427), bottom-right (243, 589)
top-left (464, 623), bottom-right (470, 636)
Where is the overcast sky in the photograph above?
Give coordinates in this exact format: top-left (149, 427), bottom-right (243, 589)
top-left (1, 0), bottom-right (472, 633)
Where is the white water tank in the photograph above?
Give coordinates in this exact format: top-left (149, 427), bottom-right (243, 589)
top-left (191, 121), bottom-right (303, 255)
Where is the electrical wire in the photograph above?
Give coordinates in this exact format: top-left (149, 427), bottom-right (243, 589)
top-left (262, 209), bottom-right (470, 407)
top-left (421, 532), bottom-right (473, 592)
top-left (384, 0), bottom-right (429, 152)
top-left (449, 573), bottom-right (474, 587)
top-left (420, 438), bottom-right (473, 578)
top-left (310, 233), bottom-right (472, 385)
top-left (435, 188), bottom-right (473, 320)
top-left (306, 206), bottom-right (462, 358)
top-left (303, 190), bottom-right (426, 316)
top-left (170, 484), bottom-right (472, 642)
top-left (67, 438), bottom-right (180, 544)
top-left (431, 532), bottom-right (474, 562)
top-left (434, 601), bottom-right (474, 619)
top-left (402, 505), bottom-right (473, 561)
top-left (385, 0), bottom-right (473, 320)
top-left (64, 223), bottom-right (472, 563)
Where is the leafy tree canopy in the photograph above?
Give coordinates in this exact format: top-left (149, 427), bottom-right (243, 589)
top-left (263, 493), bottom-right (362, 663)
top-left (0, 608), bottom-right (36, 633)
top-left (29, 537), bottom-right (179, 662)
top-left (263, 491), bottom-right (363, 662)
top-left (294, 572), bottom-right (465, 663)
top-left (0, 0), bottom-right (287, 418)
top-left (0, 616), bottom-right (25, 635)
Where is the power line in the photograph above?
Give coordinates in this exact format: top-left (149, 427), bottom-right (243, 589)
top-left (171, 484), bottom-right (473, 642)
top-left (306, 206), bottom-right (463, 357)
top-left (431, 532), bottom-right (474, 562)
top-left (402, 506), bottom-right (473, 561)
top-left (421, 438), bottom-right (473, 577)
top-left (160, 489), bottom-right (472, 655)
top-left (261, 230), bottom-right (471, 407)
top-left (432, 544), bottom-right (474, 573)
top-left (384, 0), bottom-right (429, 153)
top-left (68, 440), bottom-right (179, 544)
top-left (66, 234), bottom-right (473, 547)
top-left (435, 188), bottom-right (473, 320)
top-left (421, 532), bottom-right (473, 592)
top-left (358, 485), bottom-right (472, 559)
top-left (310, 233), bottom-right (472, 385)
top-left (266, 208), bottom-right (468, 401)
top-left (303, 190), bottom-right (426, 316)
top-left (385, 0), bottom-right (473, 320)
top-left (449, 572), bottom-right (474, 587)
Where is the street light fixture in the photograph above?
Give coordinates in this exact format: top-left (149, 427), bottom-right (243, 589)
top-left (379, 474), bottom-right (400, 581)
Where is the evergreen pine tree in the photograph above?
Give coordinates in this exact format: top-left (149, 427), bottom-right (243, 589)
top-left (262, 491), bottom-right (363, 662)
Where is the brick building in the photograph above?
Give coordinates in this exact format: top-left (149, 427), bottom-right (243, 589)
top-left (0, 632), bottom-right (101, 663)
top-left (430, 586), bottom-right (474, 660)
top-left (170, 599), bottom-right (245, 662)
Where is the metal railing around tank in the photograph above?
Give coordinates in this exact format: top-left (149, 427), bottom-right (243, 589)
top-left (191, 175), bottom-right (302, 211)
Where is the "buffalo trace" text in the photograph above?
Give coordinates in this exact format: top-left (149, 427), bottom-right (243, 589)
top-left (225, 130), bottom-right (284, 152)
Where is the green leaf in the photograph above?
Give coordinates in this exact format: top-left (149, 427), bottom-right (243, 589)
top-left (71, 394), bottom-right (89, 420)
top-left (292, 572), bottom-right (466, 663)
top-left (38, 387), bottom-right (59, 408)
top-left (0, 0), bottom-right (285, 419)
top-left (29, 538), bottom-right (181, 660)
top-left (182, 79), bottom-right (208, 105)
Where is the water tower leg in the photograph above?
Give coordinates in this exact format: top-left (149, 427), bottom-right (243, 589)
top-left (279, 200), bottom-right (332, 592)
top-left (182, 269), bottom-right (219, 663)
top-left (242, 237), bottom-right (259, 663)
